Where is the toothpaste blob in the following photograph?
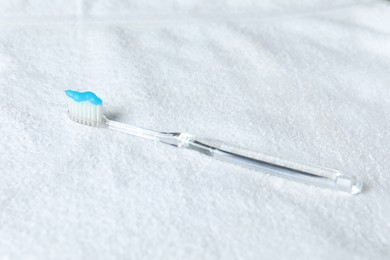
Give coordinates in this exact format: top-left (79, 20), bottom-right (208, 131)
top-left (65, 90), bottom-right (103, 106)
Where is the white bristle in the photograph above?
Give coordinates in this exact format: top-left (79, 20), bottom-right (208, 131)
top-left (67, 99), bottom-right (103, 127)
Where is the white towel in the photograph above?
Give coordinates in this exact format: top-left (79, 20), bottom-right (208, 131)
top-left (0, 0), bottom-right (389, 259)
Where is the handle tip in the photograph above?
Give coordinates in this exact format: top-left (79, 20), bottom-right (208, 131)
top-left (335, 175), bottom-right (363, 195)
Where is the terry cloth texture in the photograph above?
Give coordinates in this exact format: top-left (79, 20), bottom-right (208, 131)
top-left (0, 0), bottom-right (389, 259)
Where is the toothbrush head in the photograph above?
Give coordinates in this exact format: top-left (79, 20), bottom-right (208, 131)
top-left (65, 90), bottom-right (104, 127)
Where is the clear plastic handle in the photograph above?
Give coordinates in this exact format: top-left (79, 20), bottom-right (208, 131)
top-left (179, 135), bottom-right (363, 195)
top-left (104, 119), bottom-right (363, 195)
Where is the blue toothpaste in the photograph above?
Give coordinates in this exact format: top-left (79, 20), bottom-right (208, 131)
top-left (65, 90), bottom-right (102, 106)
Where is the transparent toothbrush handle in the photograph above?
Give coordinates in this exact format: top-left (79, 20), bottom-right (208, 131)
top-left (178, 135), bottom-right (363, 194)
top-left (104, 119), bottom-right (363, 194)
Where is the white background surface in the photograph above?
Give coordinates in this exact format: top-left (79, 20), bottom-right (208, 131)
top-left (0, 0), bottom-right (390, 259)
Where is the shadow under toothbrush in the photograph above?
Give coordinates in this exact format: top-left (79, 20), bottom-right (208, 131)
top-left (104, 110), bottom-right (123, 121)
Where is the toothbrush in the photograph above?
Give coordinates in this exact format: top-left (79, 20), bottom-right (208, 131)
top-left (65, 90), bottom-right (363, 195)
